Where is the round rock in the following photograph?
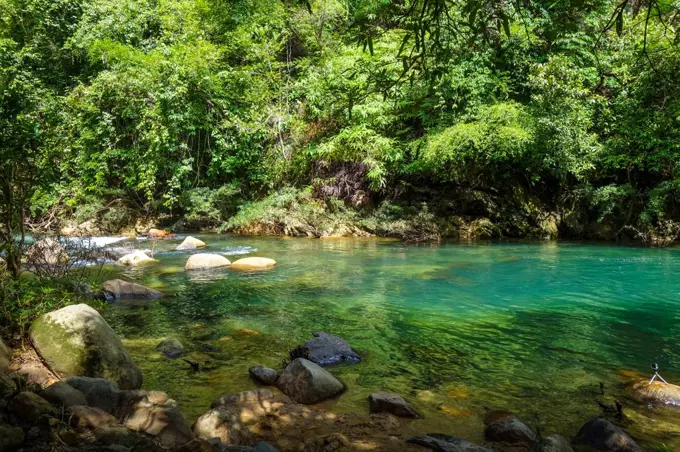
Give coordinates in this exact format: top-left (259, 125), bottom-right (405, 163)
top-left (230, 257), bottom-right (276, 271)
top-left (176, 236), bottom-right (206, 251)
top-left (116, 250), bottom-right (157, 267)
top-left (185, 254), bottom-right (231, 270)
top-left (368, 391), bottom-right (419, 418)
top-left (248, 366), bottom-right (279, 385)
top-left (276, 358), bottom-right (344, 404)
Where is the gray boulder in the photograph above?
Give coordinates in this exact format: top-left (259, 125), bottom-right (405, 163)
top-left (541, 434), bottom-right (573, 452)
top-left (40, 381), bottom-right (87, 407)
top-left (276, 358), bottom-right (344, 404)
top-left (65, 377), bottom-right (121, 413)
top-left (484, 413), bottom-right (537, 447)
top-left (30, 304), bottom-right (142, 389)
top-left (407, 434), bottom-right (492, 452)
top-left (368, 391), bottom-right (419, 418)
top-left (573, 418), bottom-right (642, 452)
top-left (299, 332), bottom-right (361, 366)
top-left (102, 279), bottom-right (161, 301)
top-left (156, 339), bottom-right (184, 358)
top-left (248, 366), bottom-right (278, 385)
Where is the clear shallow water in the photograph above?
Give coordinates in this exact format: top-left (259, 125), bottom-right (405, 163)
top-left (98, 235), bottom-right (680, 448)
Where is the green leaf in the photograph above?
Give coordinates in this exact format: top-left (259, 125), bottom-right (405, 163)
top-left (616, 11), bottom-right (623, 36)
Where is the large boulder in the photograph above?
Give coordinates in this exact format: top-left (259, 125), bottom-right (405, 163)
top-left (407, 434), bottom-right (492, 452)
top-left (102, 279), bottom-right (161, 301)
top-left (632, 380), bottom-right (680, 406)
top-left (177, 236), bottom-right (206, 251)
top-left (541, 434), bottom-right (573, 452)
top-left (156, 339), bottom-right (184, 358)
top-left (9, 391), bottom-right (56, 423)
top-left (116, 250), bottom-right (158, 267)
top-left (185, 254), bottom-right (231, 270)
top-left (0, 338), bottom-right (10, 372)
top-left (115, 389), bottom-right (194, 449)
top-left (65, 377), bottom-right (121, 413)
top-left (276, 358), bottom-right (344, 404)
top-left (230, 257), bottom-right (276, 271)
top-left (573, 418), bottom-right (642, 452)
top-left (300, 332), bottom-right (361, 366)
top-left (40, 381), bottom-right (87, 407)
top-left (30, 304), bottom-right (143, 389)
top-left (484, 412), bottom-right (537, 447)
top-left (248, 366), bottom-right (279, 385)
top-left (26, 237), bottom-right (69, 266)
top-left (368, 391), bottom-right (419, 418)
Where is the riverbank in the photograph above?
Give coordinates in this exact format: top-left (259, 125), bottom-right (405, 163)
top-left (55, 188), bottom-right (680, 246)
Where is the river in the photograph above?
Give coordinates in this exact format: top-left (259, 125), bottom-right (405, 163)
top-left (94, 235), bottom-right (680, 449)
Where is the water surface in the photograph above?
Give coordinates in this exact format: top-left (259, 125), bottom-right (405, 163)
top-left (99, 236), bottom-right (680, 448)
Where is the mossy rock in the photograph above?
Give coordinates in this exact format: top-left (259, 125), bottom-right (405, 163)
top-left (29, 304), bottom-right (142, 389)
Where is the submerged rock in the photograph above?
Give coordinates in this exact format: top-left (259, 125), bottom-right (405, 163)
top-left (116, 250), bottom-right (157, 267)
top-left (9, 392), bottom-right (56, 423)
top-left (248, 366), bottom-right (279, 385)
top-left (156, 339), bottom-right (184, 358)
top-left (632, 380), bottom-right (680, 406)
top-left (276, 358), bottom-right (344, 404)
top-left (541, 434), bottom-right (573, 452)
top-left (573, 418), bottom-right (642, 452)
top-left (230, 257), bottom-right (276, 271)
top-left (40, 381), bottom-right (87, 407)
top-left (368, 391), bottom-right (419, 418)
top-left (185, 253), bottom-right (231, 270)
top-left (102, 279), bottom-right (161, 301)
top-left (177, 236), bottom-right (206, 251)
top-left (30, 304), bottom-right (143, 389)
top-left (484, 412), bottom-right (537, 447)
top-left (407, 433), bottom-right (492, 452)
top-left (299, 331), bottom-right (361, 366)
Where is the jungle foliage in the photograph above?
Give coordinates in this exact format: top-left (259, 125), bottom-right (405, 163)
top-left (2, 0), bottom-right (680, 244)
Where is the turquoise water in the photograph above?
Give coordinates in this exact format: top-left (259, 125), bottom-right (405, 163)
top-left (99, 236), bottom-right (680, 447)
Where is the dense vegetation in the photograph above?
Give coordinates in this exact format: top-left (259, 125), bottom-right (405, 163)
top-left (2, 0), bottom-right (680, 250)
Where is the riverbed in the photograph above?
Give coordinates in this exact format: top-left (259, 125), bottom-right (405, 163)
top-left (94, 235), bottom-right (680, 449)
